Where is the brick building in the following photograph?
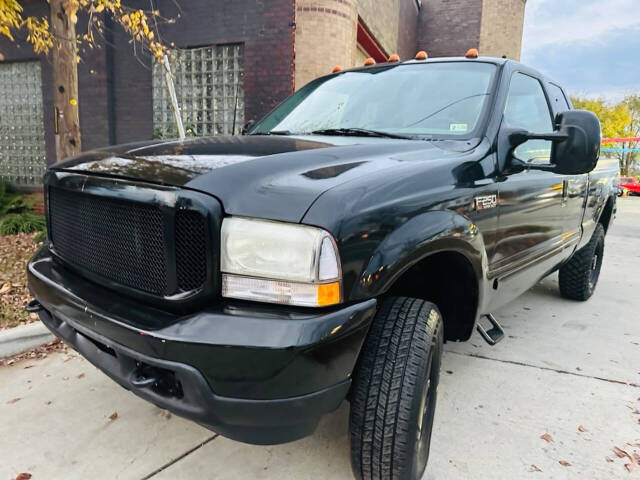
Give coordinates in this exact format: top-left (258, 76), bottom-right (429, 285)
top-left (0, 0), bottom-right (526, 186)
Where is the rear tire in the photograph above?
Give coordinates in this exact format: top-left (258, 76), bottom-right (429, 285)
top-left (559, 223), bottom-right (605, 301)
top-left (349, 297), bottom-right (444, 480)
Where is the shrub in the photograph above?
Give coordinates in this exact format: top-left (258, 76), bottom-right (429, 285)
top-left (0, 213), bottom-right (46, 235)
top-left (0, 180), bottom-right (27, 216)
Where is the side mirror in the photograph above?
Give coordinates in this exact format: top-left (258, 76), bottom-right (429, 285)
top-left (502, 110), bottom-right (601, 175)
top-left (241, 119), bottom-right (255, 135)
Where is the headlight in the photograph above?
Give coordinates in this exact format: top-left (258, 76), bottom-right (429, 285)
top-left (220, 217), bottom-right (341, 307)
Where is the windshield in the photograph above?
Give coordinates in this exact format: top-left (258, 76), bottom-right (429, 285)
top-left (252, 62), bottom-right (497, 138)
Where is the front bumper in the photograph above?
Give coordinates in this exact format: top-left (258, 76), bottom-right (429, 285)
top-left (28, 246), bottom-right (376, 444)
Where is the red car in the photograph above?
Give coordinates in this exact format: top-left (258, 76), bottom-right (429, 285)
top-left (619, 177), bottom-right (640, 195)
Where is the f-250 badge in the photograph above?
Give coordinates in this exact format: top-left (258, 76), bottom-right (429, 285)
top-left (475, 194), bottom-right (497, 211)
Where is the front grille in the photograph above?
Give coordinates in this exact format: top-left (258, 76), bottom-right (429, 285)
top-left (175, 210), bottom-right (207, 292)
top-left (48, 187), bottom-right (208, 298)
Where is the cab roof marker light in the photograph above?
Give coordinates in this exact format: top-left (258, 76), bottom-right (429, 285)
top-left (415, 51), bottom-right (428, 60)
top-left (388, 53), bottom-right (400, 62)
top-left (465, 48), bottom-right (479, 59)
top-left (364, 57), bottom-right (376, 66)
top-left (332, 65), bottom-right (343, 73)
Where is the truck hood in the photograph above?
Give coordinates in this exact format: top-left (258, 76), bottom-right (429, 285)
top-left (53, 135), bottom-right (470, 222)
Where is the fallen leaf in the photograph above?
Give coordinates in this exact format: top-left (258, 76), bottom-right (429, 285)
top-left (14, 474), bottom-right (32, 480)
top-left (0, 283), bottom-right (11, 294)
top-left (559, 460), bottom-right (571, 467)
top-left (109, 412), bottom-right (118, 421)
top-left (613, 446), bottom-right (634, 463)
top-left (528, 464), bottom-right (542, 472)
top-left (632, 452), bottom-right (640, 465)
top-left (576, 367), bottom-right (582, 371)
top-left (605, 457), bottom-right (614, 463)
top-left (540, 433), bottom-right (553, 443)
top-left (45, 401), bottom-right (52, 405)
top-left (625, 463), bottom-right (634, 472)
top-left (578, 425), bottom-right (587, 432)
top-left (6, 397), bottom-right (21, 404)
top-left (76, 373), bottom-right (85, 379)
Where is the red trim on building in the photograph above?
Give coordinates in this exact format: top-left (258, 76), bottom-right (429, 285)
top-left (357, 17), bottom-right (387, 63)
top-left (603, 137), bottom-right (640, 143)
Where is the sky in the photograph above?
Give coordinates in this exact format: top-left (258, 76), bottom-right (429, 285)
top-left (521, 0), bottom-right (640, 102)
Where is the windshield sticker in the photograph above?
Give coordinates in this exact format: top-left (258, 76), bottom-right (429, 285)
top-left (449, 123), bottom-right (468, 132)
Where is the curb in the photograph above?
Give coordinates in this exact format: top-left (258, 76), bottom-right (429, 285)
top-left (0, 322), bottom-right (55, 358)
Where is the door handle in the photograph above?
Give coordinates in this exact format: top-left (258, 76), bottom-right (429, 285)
top-left (562, 179), bottom-right (569, 206)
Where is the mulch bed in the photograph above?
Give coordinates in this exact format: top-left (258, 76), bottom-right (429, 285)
top-left (0, 233), bottom-right (42, 330)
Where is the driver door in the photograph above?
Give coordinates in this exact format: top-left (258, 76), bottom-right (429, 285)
top-left (491, 72), bottom-right (566, 300)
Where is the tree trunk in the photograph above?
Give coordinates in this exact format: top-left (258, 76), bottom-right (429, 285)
top-left (51, 0), bottom-right (81, 161)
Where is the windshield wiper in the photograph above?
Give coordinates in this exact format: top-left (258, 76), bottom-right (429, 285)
top-left (250, 130), bottom-right (295, 136)
top-left (309, 128), bottom-right (412, 140)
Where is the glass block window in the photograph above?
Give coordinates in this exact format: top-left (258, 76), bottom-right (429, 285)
top-left (0, 61), bottom-right (46, 186)
top-left (152, 44), bottom-right (244, 138)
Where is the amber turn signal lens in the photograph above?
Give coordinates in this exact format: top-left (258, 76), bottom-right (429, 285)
top-left (415, 50), bottom-right (428, 60)
top-left (364, 57), bottom-right (376, 66)
top-left (465, 48), bottom-right (479, 59)
top-left (388, 53), bottom-right (400, 62)
top-left (332, 65), bottom-right (342, 73)
top-left (317, 282), bottom-right (341, 306)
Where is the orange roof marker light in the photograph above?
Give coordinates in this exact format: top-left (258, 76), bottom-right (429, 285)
top-left (388, 53), bottom-right (400, 62)
top-left (466, 48), bottom-right (479, 59)
top-left (364, 57), bottom-right (376, 66)
top-left (415, 50), bottom-right (428, 60)
top-left (332, 65), bottom-right (343, 73)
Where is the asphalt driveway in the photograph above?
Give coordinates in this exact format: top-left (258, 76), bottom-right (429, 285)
top-left (2, 198), bottom-right (639, 480)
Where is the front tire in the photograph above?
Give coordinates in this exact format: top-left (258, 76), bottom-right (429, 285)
top-left (559, 223), bottom-right (605, 301)
top-left (349, 297), bottom-right (444, 480)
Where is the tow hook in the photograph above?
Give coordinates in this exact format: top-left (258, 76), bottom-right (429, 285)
top-left (476, 314), bottom-right (505, 346)
top-left (25, 299), bottom-right (44, 313)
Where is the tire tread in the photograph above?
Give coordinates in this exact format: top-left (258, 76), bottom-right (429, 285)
top-left (350, 297), bottom-right (442, 480)
top-left (559, 224), bottom-right (605, 301)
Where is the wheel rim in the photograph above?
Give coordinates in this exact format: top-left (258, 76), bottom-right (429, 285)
top-left (414, 346), bottom-right (439, 475)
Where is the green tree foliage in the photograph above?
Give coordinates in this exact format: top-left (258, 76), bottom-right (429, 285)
top-left (571, 95), bottom-right (639, 175)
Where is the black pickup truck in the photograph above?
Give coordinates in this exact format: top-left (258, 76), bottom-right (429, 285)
top-left (28, 56), bottom-right (617, 480)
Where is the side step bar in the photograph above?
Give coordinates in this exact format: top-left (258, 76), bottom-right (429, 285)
top-left (476, 314), bottom-right (504, 346)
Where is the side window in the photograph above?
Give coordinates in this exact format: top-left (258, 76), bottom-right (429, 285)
top-left (547, 83), bottom-right (570, 112)
top-left (504, 73), bottom-right (553, 163)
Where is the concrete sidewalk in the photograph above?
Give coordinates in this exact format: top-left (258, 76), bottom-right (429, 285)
top-left (1, 198), bottom-right (639, 480)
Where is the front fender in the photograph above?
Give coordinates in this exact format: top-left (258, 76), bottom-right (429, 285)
top-left (351, 210), bottom-right (486, 300)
